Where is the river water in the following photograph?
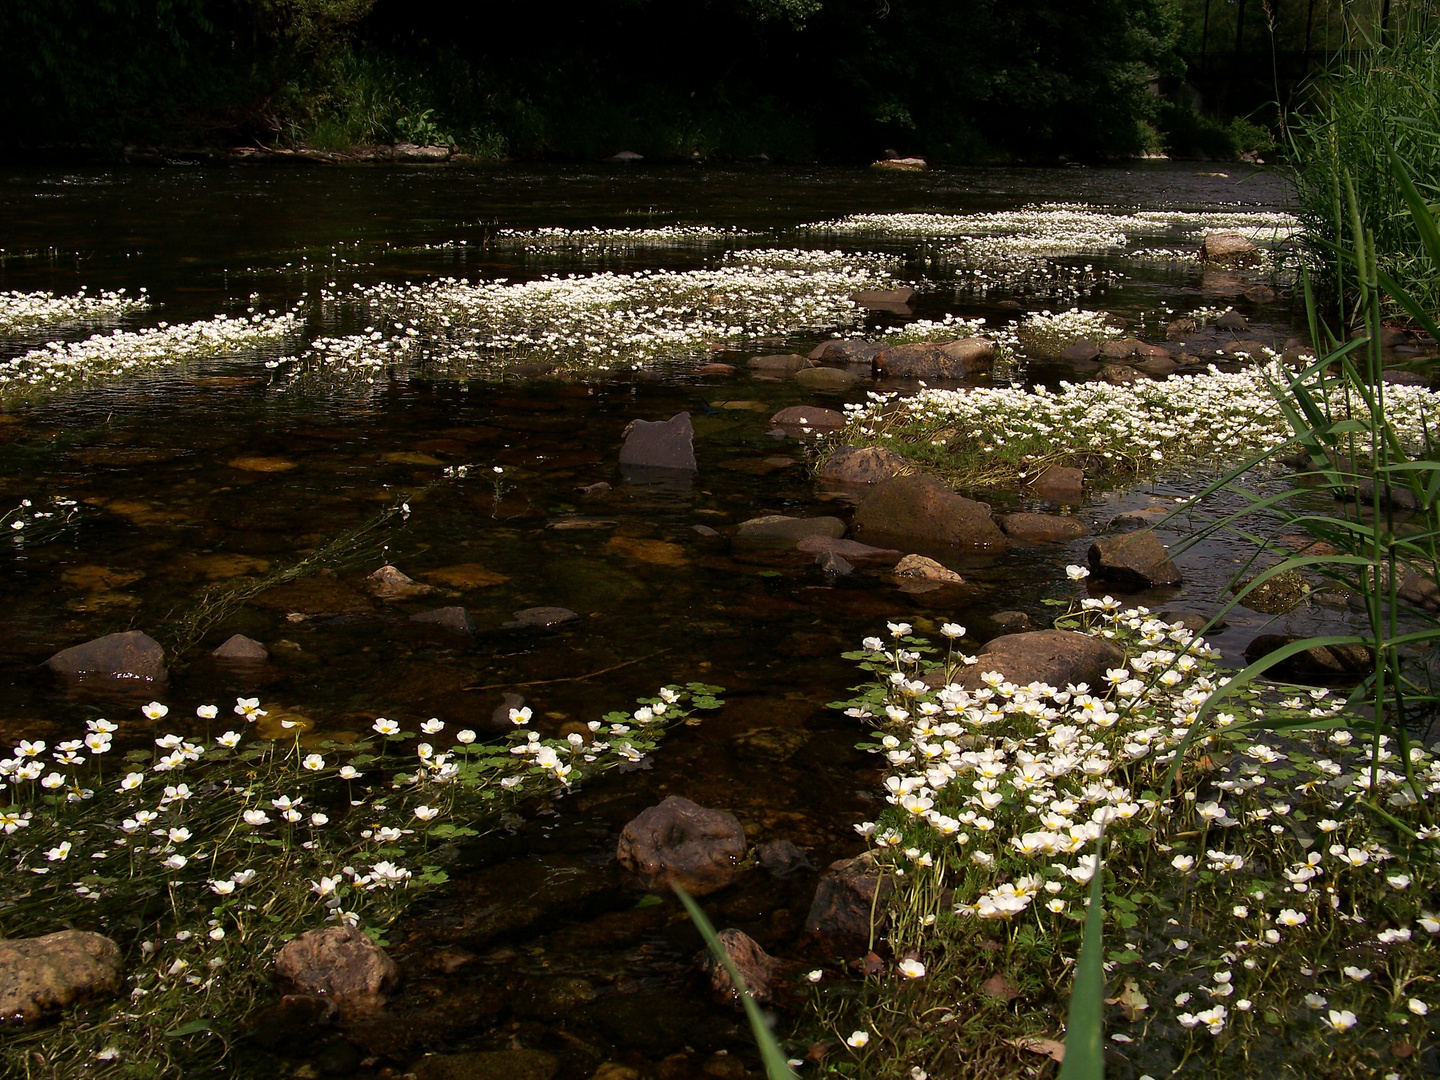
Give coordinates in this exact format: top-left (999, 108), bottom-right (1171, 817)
top-left (0, 162), bottom-right (1323, 1077)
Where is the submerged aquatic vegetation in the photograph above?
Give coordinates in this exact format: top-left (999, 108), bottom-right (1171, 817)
top-left (824, 611), bottom-right (1438, 1079)
top-left (0, 288), bottom-right (150, 333)
top-left (284, 248), bottom-right (896, 387)
top-left (0, 683), bottom-right (723, 1076)
top-left (0, 307), bottom-right (303, 402)
top-left (833, 360), bottom-right (1437, 491)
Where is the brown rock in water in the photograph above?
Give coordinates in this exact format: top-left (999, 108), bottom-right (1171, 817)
top-left (873, 338), bottom-right (995, 379)
top-left (769, 406), bottom-right (846, 435)
top-left (734, 515), bottom-right (846, 549)
top-left (0, 930), bottom-right (124, 1022)
top-left (746, 354), bottom-right (811, 374)
top-left (422, 563), bottom-right (510, 589)
top-left (805, 852), bottom-right (893, 947)
top-left (697, 929), bottom-right (782, 1007)
top-left (1060, 341), bottom-right (1101, 363)
top-left (503, 607), bottom-right (580, 630)
top-left (808, 339), bottom-right (882, 364)
top-left (365, 564), bottom-right (439, 601)
top-left (1166, 318), bottom-right (1198, 340)
top-left (615, 796), bottom-right (745, 895)
top-left (252, 571), bottom-right (373, 618)
top-left (45, 630), bottom-right (168, 683)
top-left (274, 925), bottom-right (399, 1001)
top-left (894, 553), bottom-right (964, 583)
top-left (1101, 363), bottom-right (1144, 384)
top-left (1200, 231), bottom-right (1261, 266)
top-left (619, 412), bottom-right (696, 472)
top-left (410, 606), bottom-right (474, 634)
top-left (952, 630), bottom-right (1125, 691)
top-left (213, 634), bottom-right (268, 661)
top-left (793, 366), bottom-right (861, 390)
top-left (1089, 532), bottom-right (1183, 589)
top-left (996, 513), bottom-right (1089, 543)
top-left (1029, 464), bottom-right (1084, 503)
top-left (819, 445), bottom-right (912, 485)
top-left (853, 474), bottom-right (1007, 550)
top-left (1244, 634), bottom-right (1373, 677)
top-left (794, 534), bottom-right (903, 564)
top-left (850, 287), bottom-right (916, 312)
top-left (1215, 309), bottom-right (1250, 332)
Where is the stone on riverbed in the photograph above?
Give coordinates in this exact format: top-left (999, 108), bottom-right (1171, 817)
top-left (734, 515), bottom-right (845, 549)
top-left (794, 534), bottom-right (902, 564)
top-left (274, 924), bottom-right (399, 1002)
top-left (410, 606), bottom-right (474, 634)
top-left (853, 474), bottom-right (1007, 550)
top-left (894, 553), bottom-right (964, 583)
top-left (746, 353), bottom-right (811, 374)
top-left (619, 412), bottom-right (696, 472)
top-left (1028, 464), bottom-right (1084, 503)
top-left (366, 564), bottom-right (439, 601)
top-left (948, 630), bottom-right (1125, 691)
top-left (0, 930), bottom-right (124, 1022)
top-left (213, 634), bottom-right (268, 661)
top-left (616, 795), bottom-right (745, 895)
top-left (808, 339), bottom-right (882, 364)
top-left (995, 512), bottom-right (1090, 543)
top-left (45, 630), bottom-right (168, 683)
top-left (804, 852), bottom-right (892, 947)
top-left (503, 607), bottom-right (581, 630)
top-left (873, 338), bottom-right (995, 380)
top-left (1089, 531), bottom-right (1183, 589)
top-left (792, 366), bottom-right (861, 390)
top-left (1200, 231), bottom-right (1261, 266)
top-left (850, 287), bottom-right (916, 313)
top-left (697, 928), bottom-right (782, 1007)
top-left (769, 406), bottom-right (846, 435)
top-left (819, 445), bottom-right (912, 485)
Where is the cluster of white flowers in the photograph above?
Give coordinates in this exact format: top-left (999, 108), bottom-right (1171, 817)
top-left (493, 225), bottom-right (749, 255)
top-left (0, 288), bottom-right (150, 333)
top-left (284, 249), bottom-right (896, 384)
top-left (0, 307), bottom-right (302, 399)
top-left (1016, 306), bottom-right (1126, 354)
top-left (881, 314), bottom-right (1001, 345)
top-left (806, 204), bottom-right (1300, 253)
top-left (842, 360), bottom-right (1440, 469)
top-left (846, 605), bottom-right (1437, 1053)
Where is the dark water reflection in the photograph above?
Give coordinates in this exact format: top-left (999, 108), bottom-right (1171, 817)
top-left (0, 162), bottom-right (1328, 1077)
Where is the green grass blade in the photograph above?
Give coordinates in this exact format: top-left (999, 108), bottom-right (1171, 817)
top-left (1057, 830), bottom-right (1106, 1080)
top-left (674, 885), bottom-right (799, 1080)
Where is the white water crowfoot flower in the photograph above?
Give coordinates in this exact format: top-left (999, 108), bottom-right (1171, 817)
top-left (302, 754), bottom-right (326, 772)
top-left (837, 607), bottom-right (1440, 1065)
top-left (1066, 564), bottom-right (1090, 582)
top-left (1326, 1010), bottom-right (1359, 1032)
top-left (845, 1031), bottom-right (871, 1049)
top-left (897, 958), bottom-right (926, 978)
top-left (1, 307), bottom-right (300, 402)
top-left (234, 698), bottom-right (266, 720)
top-left (372, 717), bottom-right (400, 736)
top-left (141, 702), bottom-right (169, 721)
top-left (509, 706), bottom-right (533, 725)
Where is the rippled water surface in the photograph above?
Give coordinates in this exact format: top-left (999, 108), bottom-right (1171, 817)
top-left (1, 162), bottom-right (1329, 1077)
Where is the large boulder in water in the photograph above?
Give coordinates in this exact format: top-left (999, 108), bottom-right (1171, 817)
top-left (45, 630), bottom-right (167, 683)
top-left (819, 445), bottom-right (911, 485)
top-left (1200, 231), bottom-right (1261, 266)
top-left (1089, 531), bottom-right (1183, 589)
top-left (853, 474), bottom-right (1007, 550)
top-left (804, 852), bottom-right (893, 947)
top-left (873, 338), bottom-right (995, 379)
top-left (948, 630), bottom-right (1124, 691)
top-left (274, 924), bottom-right (399, 1000)
top-left (615, 796), bottom-right (745, 895)
top-left (0, 931), bottom-right (124, 1022)
top-left (619, 413), bottom-right (696, 472)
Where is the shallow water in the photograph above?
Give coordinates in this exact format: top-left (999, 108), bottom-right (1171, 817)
top-left (1, 161), bottom-right (1359, 1077)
